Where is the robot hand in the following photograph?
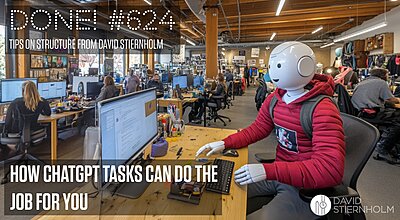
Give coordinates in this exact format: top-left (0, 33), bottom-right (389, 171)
top-left (234, 164), bottom-right (266, 185)
top-left (195, 141), bottom-right (225, 157)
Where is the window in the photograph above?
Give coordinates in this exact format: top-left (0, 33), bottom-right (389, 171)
top-left (113, 49), bottom-right (124, 76)
top-left (0, 25), bottom-right (5, 79)
top-left (79, 49), bottom-right (100, 75)
top-left (129, 50), bottom-right (141, 69)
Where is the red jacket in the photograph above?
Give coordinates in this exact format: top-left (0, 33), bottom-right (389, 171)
top-left (224, 74), bottom-right (345, 189)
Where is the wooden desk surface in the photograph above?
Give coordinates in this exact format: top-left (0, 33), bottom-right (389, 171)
top-left (38, 110), bottom-right (86, 123)
top-left (35, 126), bottom-right (248, 220)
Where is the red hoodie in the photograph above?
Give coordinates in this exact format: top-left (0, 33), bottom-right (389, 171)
top-left (223, 74), bottom-right (345, 189)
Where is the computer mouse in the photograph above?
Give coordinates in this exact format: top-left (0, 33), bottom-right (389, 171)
top-left (222, 149), bottom-right (239, 157)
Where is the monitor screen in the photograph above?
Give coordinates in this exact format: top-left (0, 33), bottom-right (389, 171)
top-left (38, 81), bottom-right (67, 99)
top-left (194, 76), bottom-right (201, 87)
top-left (161, 74), bottom-right (169, 83)
top-left (172, 75), bottom-right (188, 89)
top-left (87, 82), bottom-right (104, 99)
top-left (72, 76), bottom-right (99, 95)
top-left (99, 89), bottom-right (158, 185)
top-left (1, 78), bottom-right (38, 103)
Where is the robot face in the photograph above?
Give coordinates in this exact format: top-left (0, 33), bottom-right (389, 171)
top-left (268, 42), bottom-right (316, 90)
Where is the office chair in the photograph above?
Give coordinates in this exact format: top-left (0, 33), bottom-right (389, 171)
top-left (0, 111), bottom-right (47, 184)
top-left (226, 81), bottom-right (234, 108)
top-left (206, 93), bottom-right (231, 127)
top-left (249, 113), bottom-right (379, 220)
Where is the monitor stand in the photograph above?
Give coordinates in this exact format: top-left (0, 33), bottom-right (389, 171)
top-left (115, 180), bottom-right (151, 199)
top-left (114, 155), bottom-right (152, 199)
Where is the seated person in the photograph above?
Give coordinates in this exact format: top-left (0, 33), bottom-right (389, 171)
top-left (351, 68), bottom-right (400, 162)
top-left (124, 69), bottom-right (140, 94)
top-left (196, 42), bottom-right (345, 219)
top-left (147, 74), bottom-right (164, 93)
top-left (96, 76), bottom-right (118, 102)
top-left (4, 81), bottom-right (51, 140)
top-left (193, 74), bottom-right (226, 123)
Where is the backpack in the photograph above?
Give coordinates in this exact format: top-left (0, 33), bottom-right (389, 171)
top-left (255, 78), bottom-right (269, 111)
top-left (269, 94), bottom-right (337, 140)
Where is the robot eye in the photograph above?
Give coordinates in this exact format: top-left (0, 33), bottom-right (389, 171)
top-left (277, 63), bottom-right (281, 68)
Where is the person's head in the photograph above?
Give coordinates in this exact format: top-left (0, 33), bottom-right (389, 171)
top-left (370, 68), bottom-right (389, 81)
top-left (22, 81), bottom-right (42, 111)
top-left (153, 74), bottom-right (160, 82)
top-left (129, 69), bottom-right (135, 76)
top-left (268, 41), bottom-right (316, 91)
top-left (218, 74), bottom-right (225, 84)
top-left (104, 76), bottom-right (115, 86)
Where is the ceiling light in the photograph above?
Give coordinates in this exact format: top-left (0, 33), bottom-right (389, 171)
top-left (390, 0), bottom-right (397, 2)
top-left (270, 32), bottom-right (277, 41)
top-left (320, 42), bottom-right (334, 48)
top-left (312, 26), bottom-right (323, 34)
top-left (222, 48), bottom-right (226, 51)
top-left (144, 0), bottom-right (152, 5)
top-left (186, 39), bottom-right (196, 46)
top-left (221, 52), bottom-right (226, 56)
top-left (333, 22), bottom-right (387, 42)
top-left (276, 0), bottom-right (286, 16)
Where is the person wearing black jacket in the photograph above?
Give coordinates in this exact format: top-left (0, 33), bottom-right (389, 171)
top-left (193, 74), bottom-right (226, 123)
top-left (96, 76), bottom-right (118, 102)
top-left (5, 81), bottom-right (51, 134)
top-left (147, 74), bottom-right (164, 92)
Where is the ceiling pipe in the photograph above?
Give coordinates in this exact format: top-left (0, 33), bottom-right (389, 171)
top-left (184, 0), bottom-right (206, 23)
top-left (219, 0), bottom-right (234, 42)
top-left (237, 0), bottom-right (241, 42)
top-left (318, 18), bottom-right (355, 38)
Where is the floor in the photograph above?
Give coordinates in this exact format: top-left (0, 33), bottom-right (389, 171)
top-left (1, 86), bottom-right (399, 220)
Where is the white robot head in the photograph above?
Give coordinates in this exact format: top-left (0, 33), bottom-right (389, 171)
top-left (268, 42), bottom-right (316, 91)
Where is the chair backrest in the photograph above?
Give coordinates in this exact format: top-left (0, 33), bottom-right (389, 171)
top-left (227, 81), bottom-right (233, 96)
top-left (341, 113), bottom-right (379, 190)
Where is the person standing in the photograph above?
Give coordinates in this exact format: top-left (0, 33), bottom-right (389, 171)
top-left (124, 69), bottom-right (140, 94)
top-left (244, 64), bottom-right (250, 87)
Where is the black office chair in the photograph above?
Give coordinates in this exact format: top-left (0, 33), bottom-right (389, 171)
top-left (225, 81), bottom-right (234, 108)
top-left (249, 113), bottom-right (379, 220)
top-left (206, 93), bottom-right (231, 127)
top-left (0, 111), bottom-right (47, 184)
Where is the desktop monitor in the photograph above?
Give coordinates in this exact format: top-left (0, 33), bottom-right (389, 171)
top-left (172, 75), bottom-right (188, 89)
top-left (38, 81), bottom-right (67, 99)
top-left (86, 82), bottom-right (104, 99)
top-left (194, 76), bottom-right (201, 88)
top-left (72, 76), bottom-right (99, 96)
top-left (161, 73), bottom-right (169, 83)
top-left (0, 78), bottom-right (38, 103)
top-left (99, 88), bottom-right (158, 197)
top-left (88, 68), bottom-right (99, 76)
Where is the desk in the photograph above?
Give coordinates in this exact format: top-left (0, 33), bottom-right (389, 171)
top-left (35, 126), bottom-right (248, 220)
top-left (157, 98), bottom-right (198, 119)
top-left (39, 110), bottom-right (86, 161)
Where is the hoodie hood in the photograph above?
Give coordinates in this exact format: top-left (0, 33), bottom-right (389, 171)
top-left (275, 74), bottom-right (335, 104)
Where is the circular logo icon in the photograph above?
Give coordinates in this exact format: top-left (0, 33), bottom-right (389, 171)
top-left (310, 194), bottom-right (331, 216)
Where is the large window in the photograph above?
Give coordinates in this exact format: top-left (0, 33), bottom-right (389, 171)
top-left (0, 25), bottom-right (5, 79)
top-left (129, 50), bottom-right (141, 69)
top-left (79, 49), bottom-right (100, 75)
top-left (113, 49), bottom-right (124, 76)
